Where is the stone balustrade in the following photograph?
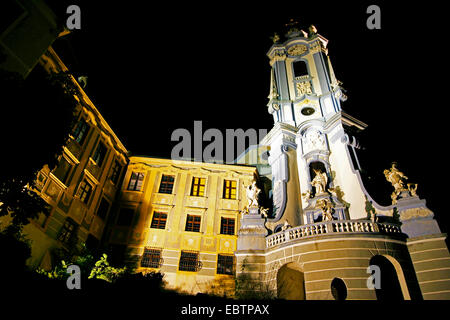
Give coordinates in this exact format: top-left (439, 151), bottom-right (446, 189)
top-left (266, 220), bottom-right (403, 248)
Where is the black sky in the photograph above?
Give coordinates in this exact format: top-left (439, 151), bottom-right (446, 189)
top-left (50, 1), bottom-right (449, 234)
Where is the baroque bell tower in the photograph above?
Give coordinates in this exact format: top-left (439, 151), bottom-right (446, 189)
top-left (262, 23), bottom-right (369, 230)
top-left (236, 22), bottom-right (450, 301)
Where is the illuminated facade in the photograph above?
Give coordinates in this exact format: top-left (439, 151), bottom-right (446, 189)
top-left (2, 2), bottom-right (449, 300)
top-left (23, 47), bottom-right (129, 270)
top-left (105, 156), bottom-right (257, 294)
top-left (234, 26), bottom-right (450, 300)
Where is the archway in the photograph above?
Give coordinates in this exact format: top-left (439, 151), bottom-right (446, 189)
top-left (369, 255), bottom-right (408, 300)
top-left (277, 262), bottom-right (306, 300)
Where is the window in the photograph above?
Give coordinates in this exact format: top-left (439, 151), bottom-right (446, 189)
top-left (158, 175), bottom-right (175, 194)
top-left (141, 248), bottom-right (163, 268)
top-left (223, 180), bottom-right (237, 199)
top-left (76, 178), bottom-right (93, 204)
top-left (72, 119), bottom-right (89, 145)
top-left (150, 212), bottom-right (167, 229)
top-left (293, 60), bottom-right (308, 78)
top-left (92, 142), bottom-right (107, 167)
top-left (179, 251), bottom-right (201, 272)
top-left (57, 219), bottom-right (77, 244)
top-left (116, 208), bottom-right (134, 226)
top-left (53, 156), bottom-right (72, 185)
top-left (127, 172), bottom-right (144, 191)
top-left (191, 177), bottom-right (206, 197)
top-left (220, 217), bottom-right (235, 235)
top-left (96, 197), bottom-right (110, 220)
top-left (217, 254), bottom-right (234, 275)
top-left (185, 215), bottom-right (201, 232)
top-left (109, 160), bottom-right (122, 185)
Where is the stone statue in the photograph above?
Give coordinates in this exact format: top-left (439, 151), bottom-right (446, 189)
top-left (407, 183), bottom-right (418, 197)
top-left (317, 198), bottom-right (333, 221)
top-left (260, 207), bottom-right (269, 218)
top-left (311, 168), bottom-right (328, 195)
top-left (383, 162), bottom-right (408, 194)
top-left (309, 25), bottom-right (318, 36)
top-left (281, 219), bottom-right (291, 231)
top-left (365, 196), bottom-right (377, 223)
top-left (246, 180), bottom-right (261, 208)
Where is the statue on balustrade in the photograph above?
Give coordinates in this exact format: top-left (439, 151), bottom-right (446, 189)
top-left (246, 180), bottom-right (261, 208)
top-left (317, 198), bottom-right (334, 221)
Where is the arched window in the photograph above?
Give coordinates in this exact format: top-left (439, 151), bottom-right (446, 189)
top-left (331, 278), bottom-right (347, 300)
top-left (293, 60), bottom-right (308, 78)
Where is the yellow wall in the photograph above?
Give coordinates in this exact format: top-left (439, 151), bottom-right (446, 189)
top-left (107, 156), bottom-right (257, 294)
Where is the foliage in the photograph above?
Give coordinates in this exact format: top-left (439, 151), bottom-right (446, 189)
top-left (0, 67), bottom-right (77, 234)
top-left (88, 254), bottom-right (127, 283)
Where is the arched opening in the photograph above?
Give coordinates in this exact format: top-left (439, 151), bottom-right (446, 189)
top-left (331, 278), bottom-right (347, 300)
top-left (369, 255), bottom-right (406, 300)
top-left (277, 262), bottom-right (306, 300)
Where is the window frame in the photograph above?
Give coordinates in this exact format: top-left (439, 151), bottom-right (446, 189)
top-left (220, 217), bottom-right (235, 235)
top-left (76, 177), bottom-right (94, 205)
top-left (109, 159), bottom-right (122, 185)
top-left (150, 211), bottom-right (168, 230)
top-left (91, 141), bottom-right (108, 167)
top-left (190, 176), bottom-right (206, 197)
top-left (141, 247), bottom-right (163, 269)
top-left (158, 174), bottom-right (175, 194)
top-left (217, 254), bottom-right (235, 275)
top-left (185, 214), bottom-right (201, 233)
top-left (71, 118), bottom-right (90, 146)
top-left (57, 218), bottom-right (77, 244)
top-left (127, 171), bottom-right (145, 191)
top-left (223, 179), bottom-right (237, 199)
top-left (96, 197), bottom-right (111, 221)
top-left (52, 154), bottom-right (74, 186)
top-left (178, 250), bottom-right (202, 272)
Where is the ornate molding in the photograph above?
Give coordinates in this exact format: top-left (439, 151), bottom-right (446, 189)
top-left (287, 44), bottom-right (308, 56)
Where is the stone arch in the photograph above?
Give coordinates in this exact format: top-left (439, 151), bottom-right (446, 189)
top-left (369, 254), bottom-right (410, 300)
top-left (277, 262), bottom-right (306, 300)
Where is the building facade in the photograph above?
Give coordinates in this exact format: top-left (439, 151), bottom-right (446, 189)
top-left (23, 46), bottom-right (129, 270)
top-left (105, 156), bottom-right (257, 294)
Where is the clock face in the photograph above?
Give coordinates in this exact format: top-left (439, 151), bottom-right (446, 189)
top-left (301, 106), bottom-right (315, 116)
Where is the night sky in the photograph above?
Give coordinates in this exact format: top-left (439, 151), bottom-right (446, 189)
top-left (51, 1), bottom-right (449, 234)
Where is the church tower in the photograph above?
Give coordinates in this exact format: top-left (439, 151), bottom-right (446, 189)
top-left (262, 24), bottom-right (368, 229)
top-left (236, 23), bottom-right (450, 300)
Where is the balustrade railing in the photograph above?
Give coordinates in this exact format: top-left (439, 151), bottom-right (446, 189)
top-left (266, 220), bottom-right (402, 248)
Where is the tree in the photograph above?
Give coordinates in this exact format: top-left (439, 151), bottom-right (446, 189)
top-left (0, 66), bottom-right (77, 234)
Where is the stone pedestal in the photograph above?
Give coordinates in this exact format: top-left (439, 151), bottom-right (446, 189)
top-left (237, 207), bottom-right (268, 251)
top-left (396, 195), bottom-right (440, 238)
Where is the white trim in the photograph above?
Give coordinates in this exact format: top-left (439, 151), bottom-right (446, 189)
top-left (416, 267), bottom-right (450, 274)
top-left (422, 290), bottom-right (450, 295)
top-left (305, 267), bottom-right (367, 274)
top-left (409, 248), bottom-right (448, 255)
top-left (418, 278), bottom-right (450, 285)
top-left (407, 236), bottom-right (447, 245)
top-left (413, 257), bottom-right (450, 264)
